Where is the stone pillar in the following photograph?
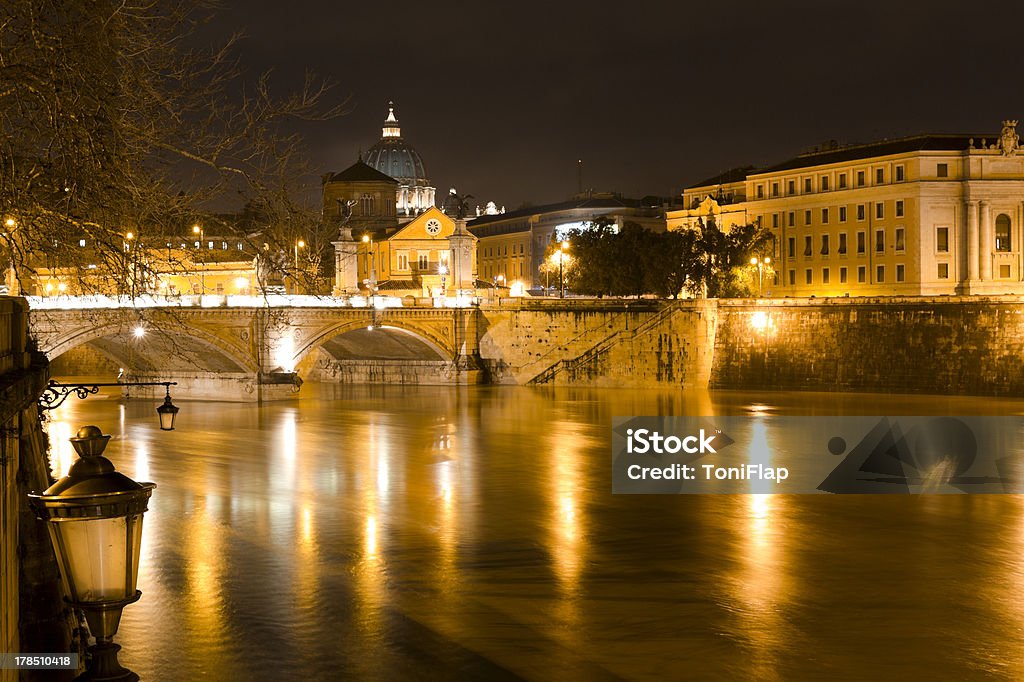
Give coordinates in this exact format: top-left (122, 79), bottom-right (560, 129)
top-left (332, 228), bottom-right (359, 296)
top-left (980, 200), bottom-right (992, 280)
top-left (448, 219), bottom-right (477, 294)
top-left (967, 200), bottom-right (980, 284)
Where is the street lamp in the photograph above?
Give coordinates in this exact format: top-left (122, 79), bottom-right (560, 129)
top-left (361, 234), bottom-right (376, 295)
top-left (192, 224), bottom-right (205, 294)
top-left (750, 256), bottom-right (771, 297)
top-left (438, 262), bottom-right (449, 299)
top-left (559, 240), bottom-right (569, 299)
top-left (124, 231), bottom-right (135, 298)
top-left (293, 239), bottom-right (305, 294)
top-left (29, 426), bottom-right (156, 682)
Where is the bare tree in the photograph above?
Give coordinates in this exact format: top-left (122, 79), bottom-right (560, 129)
top-left (0, 0), bottom-right (346, 297)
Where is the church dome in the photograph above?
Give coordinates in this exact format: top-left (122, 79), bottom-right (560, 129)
top-left (363, 102), bottom-right (435, 218)
top-left (364, 102), bottom-right (430, 188)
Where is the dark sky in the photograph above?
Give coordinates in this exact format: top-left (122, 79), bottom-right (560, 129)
top-left (210, 0), bottom-right (1024, 209)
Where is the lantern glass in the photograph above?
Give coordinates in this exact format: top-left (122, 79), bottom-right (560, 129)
top-left (49, 513), bottom-right (145, 603)
top-left (157, 396), bottom-right (179, 431)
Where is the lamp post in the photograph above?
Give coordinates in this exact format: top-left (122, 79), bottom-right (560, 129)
top-left (192, 224), bottom-right (205, 295)
top-left (293, 239), bottom-right (305, 294)
top-left (361, 234), bottom-right (376, 295)
top-left (559, 240), bottom-right (569, 299)
top-left (438, 262), bottom-right (448, 300)
top-left (2, 217), bottom-right (16, 295)
top-left (750, 256), bottom-right (771, 297)
top-left (29, 426), bottom-right (156, 682)
top-left (39, 381), bottom-right (180, 431)
top-left (124, 231), bottom-right (135, 298)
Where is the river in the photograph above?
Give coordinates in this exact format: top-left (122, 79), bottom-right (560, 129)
top-left (43, 383), bottom-right (1024, 680)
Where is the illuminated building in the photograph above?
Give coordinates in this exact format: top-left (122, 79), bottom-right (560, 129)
top-left (669, 121), bottom-right (1024, 297)
top-left (469, 193), bottom-right (670, 292)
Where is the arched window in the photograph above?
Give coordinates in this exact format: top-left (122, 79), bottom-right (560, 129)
top-left (360, 193), bottom-right (374, 216)
top-left (996, 214), bottom-right (1012, 252)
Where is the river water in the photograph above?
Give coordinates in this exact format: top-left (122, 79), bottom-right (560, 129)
top-left (43, 384), bottom-right (1024, 680)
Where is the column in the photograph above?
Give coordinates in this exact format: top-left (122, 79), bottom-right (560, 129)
top-left (980, 200), bottom-right (992, 281)
top-left (966, 200), bottom-right (979, 283)
top-left (331, 228), bottom-right (359, 295)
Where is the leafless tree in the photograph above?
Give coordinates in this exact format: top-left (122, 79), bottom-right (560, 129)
top-left (0, 0), bottom-right (347, 297)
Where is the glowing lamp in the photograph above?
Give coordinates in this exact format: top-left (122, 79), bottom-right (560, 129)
top-left (156, 385), bottom-right (179, 431)
top-left (29, 426), bottom-right (155, 682)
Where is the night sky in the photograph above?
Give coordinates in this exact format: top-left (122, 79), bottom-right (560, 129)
top-left (210, 1), bottom-right (1024, 209)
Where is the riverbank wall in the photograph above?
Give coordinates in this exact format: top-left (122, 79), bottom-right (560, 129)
top-left (480, 296), bottom-right (1024, 397)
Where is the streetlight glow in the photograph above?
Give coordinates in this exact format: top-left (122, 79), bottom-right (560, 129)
top-left (133, 326), bottom-right (146, 339)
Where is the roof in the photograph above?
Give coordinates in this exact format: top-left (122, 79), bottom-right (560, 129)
top-left (365, 139), bottom-right (429, 185)
top-left (468, 194), bottom-right (646, 228)
top-left (324, 160), bottom-right (398, 184)
top-left (687, 166), bottom-right (758, 191)
top-left (754, 134), bottom-right (981, 175)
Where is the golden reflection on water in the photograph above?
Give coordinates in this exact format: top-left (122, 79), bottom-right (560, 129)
top-left (182, 498), bottom-right (226, 645)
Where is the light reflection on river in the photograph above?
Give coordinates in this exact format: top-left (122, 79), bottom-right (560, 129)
top-left (43, 384), bottom-right (1024, 680)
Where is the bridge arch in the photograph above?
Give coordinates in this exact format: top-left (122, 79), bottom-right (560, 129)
top-left (292, 318), bottom-right (453, 368)
top-left (44, 320), bottom-right (259, 374)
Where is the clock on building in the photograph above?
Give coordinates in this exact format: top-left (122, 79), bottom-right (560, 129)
top-left (425, 218), bottom-right (442, 235)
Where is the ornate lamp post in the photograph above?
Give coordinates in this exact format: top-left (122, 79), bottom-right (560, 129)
top-left (29, 426), bottom-right (156, 682)
top-left (293, 239), bottom-right (305, 294)
top-left (438, 262), bottom-right (449, 299)
top-left (750, 256), bottom-right (771, 297)
top-left (361, 234), bottom-right (376, 295)
top-left (40, 381), bottom-right (180, 431)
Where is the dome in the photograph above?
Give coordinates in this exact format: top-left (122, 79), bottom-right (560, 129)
top-left (362, 102), bottom-right (436, 218)
top-left (364, 102), bottom-right (430, 188)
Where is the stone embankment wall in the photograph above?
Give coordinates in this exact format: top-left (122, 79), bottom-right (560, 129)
top-left (0, 298), bottom-right (75, 681)
top-left (480, 296), bottom-right (1024, 397)
top-left (477, 299), bottom-right (716, 388)
top-left (710, 297), bottom-right (1024, 396)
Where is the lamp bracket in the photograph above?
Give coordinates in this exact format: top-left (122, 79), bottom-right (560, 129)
top-left (39, 381), bottom-right (178, 411)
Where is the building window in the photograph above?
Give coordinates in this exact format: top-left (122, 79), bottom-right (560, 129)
top-left (838, 233), bottom-right (848, 255)
top-left (788, 212), bottom-right (795, 227)
top-left (839, 173), bottom-right (847, 189)
top-left (877, 265), bottom-right (885, 282)
top-left (787, 180), bottom-right (795, 195)
top-left (418, 253), bottom-right (429, 270)
top-left (822, 208), bottom-right (830, 224)
top-left (804, 236), bottom-right (812, 257)
top-left (788, 237), bottom-right (795, 258)
top-left (895, 228), bottom-right (905, 252)
top-left (857, 204), bottom-right (866, 221)
top-left (875, 203), bottom-right (884, 220)
top-left (876, 168), bottom-right (884, 184)
top-left (857, 232), bottom-right (866, 254)
top-left (896, 264), bottom-right (905, 282)
top-left (79, 239), bottom-right (86, 247)
top-left (821, 176), bottom-right (830, 191)
top-left (937, 163), bottom-right (949, 178)
top-left (936, 227), bottom-right (949, 253)
top-left (804, 178), bottom-right (812, 193)
top-left (789, 270), bottom-right (796, 285)
top-left (821, 234), bottom-right (830, 255)
top-left (938, 263), bottom-right (949, 279)
top-left (858, 266), bottom-right (866, 283)
top-left (360, 193), bottom-right (375, 215)
top-left (857, 170), bottom-right (865, 187)
top-left (397, 252), bottom-right (409, 271)
top-left (757, 185), bottom-right (764, 199)
top-left (804, 210), bottom-right (812, 225)
top-left (840, 267), bottom-right (848, 283)
top-left (875, 229), bottom-right (885, 253)
top-left (895, 200), bottom-right (904, 218)
top-left (895, 165), bottom-right (905, 182)
top-left (839, 206), bottom-right (847, 222)
top-left (772, 214), bottom-right (779, 229)
top-left (996, 214), bottom-right (1012, 251)
top-left (822, 267), bottom-right (830, 284)
top-left (1001, 264), bottom-right (1012, 278)
top-left (805, 269), bottom-right (813, 284)
top-left (771, 183), bottom-right (779, 197)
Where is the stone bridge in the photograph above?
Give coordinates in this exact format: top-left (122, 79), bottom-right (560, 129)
top-left (28, 303), bottom-right (482, 400)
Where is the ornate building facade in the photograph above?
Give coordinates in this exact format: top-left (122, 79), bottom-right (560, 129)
top-left (668, 121), bottom-right (1024, 297)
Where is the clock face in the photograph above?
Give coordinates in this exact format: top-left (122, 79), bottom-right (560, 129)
top-left (425, 219), bottom-right (442, 236)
